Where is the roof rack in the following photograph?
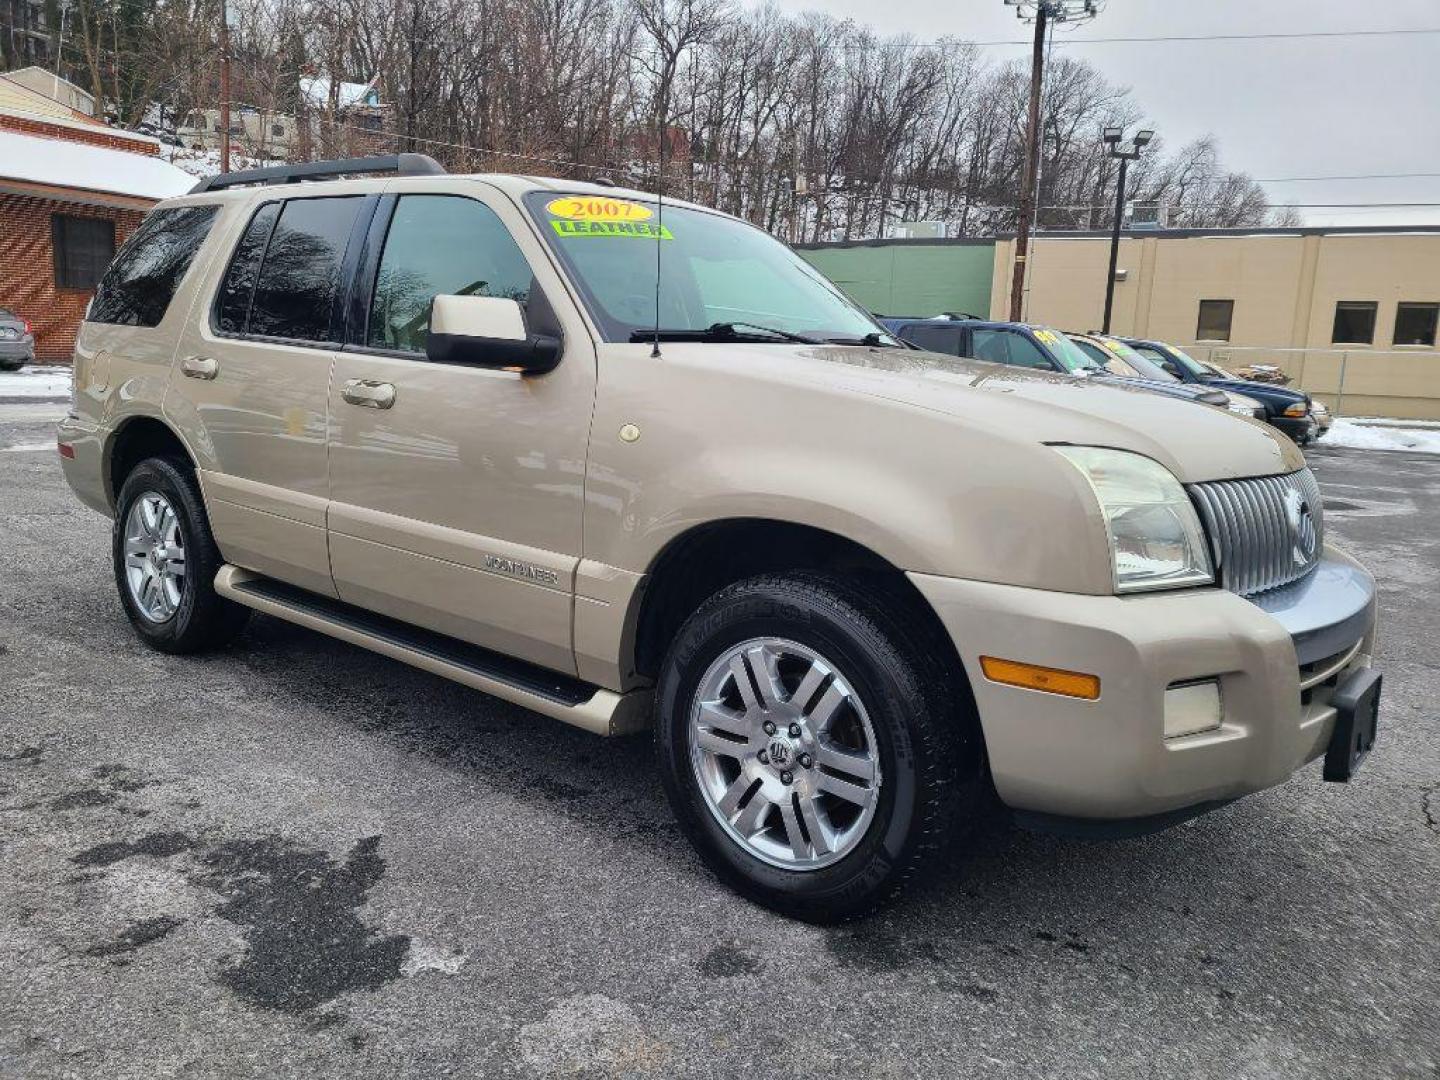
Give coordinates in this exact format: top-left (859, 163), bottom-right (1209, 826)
top-left (189, 153), bottom-right (446, 195)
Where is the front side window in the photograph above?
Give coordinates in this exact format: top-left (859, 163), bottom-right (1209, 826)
top-left (1332, 301), bottom-right (1377, 345)
top-left (526, 192), bottom-right (883, 344)
top-left (88, 206), bottom-right (216, 327)
top-left (368, 196), bottom-right (533, 353)
top-left (970, 329), bottom-right (1053, 370)
top-left (52, 214), bottom-right (116, 291)
top-left (1394, 302), bottom-right (1438, 347)
top-left (246, 196), bottom-right (362, 342)
top-left (1196, 299), bottom-right (1234, 342)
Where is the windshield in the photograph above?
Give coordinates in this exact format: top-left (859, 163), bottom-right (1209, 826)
top-left (1154, 343), bottom-right (1212, 378)
top-left (525, 192), bottom-right (889, 344)
top-left (1033, 327), bottom-right (1101, 373)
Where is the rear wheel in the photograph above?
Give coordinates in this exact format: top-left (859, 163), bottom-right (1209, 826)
top-left (112, 457), bottom-right (249, 653)
top-left (655, 572), bottom-right (982, 922)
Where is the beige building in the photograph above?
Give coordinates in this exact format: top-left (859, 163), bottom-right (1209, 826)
top-left (992, 227), bottom-right (1440, 419)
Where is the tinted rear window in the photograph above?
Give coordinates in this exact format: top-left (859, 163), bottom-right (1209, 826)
top-left (901, 324), bottom-right (962, 355)
top-left (214, 202), bottom-right (280, 334)
top-left (88, 206), bottom-right (218, 327)
top-left (245, 197), bottom-right (362, 342)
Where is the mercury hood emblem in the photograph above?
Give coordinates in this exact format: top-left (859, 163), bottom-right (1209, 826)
top-left (1283, 487), bottom-right (1318, 567)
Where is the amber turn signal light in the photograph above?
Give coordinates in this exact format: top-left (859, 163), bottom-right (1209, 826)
top-left (980, 656), bottom-right (1100, 700)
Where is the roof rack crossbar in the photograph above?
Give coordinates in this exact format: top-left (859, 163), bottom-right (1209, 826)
top-left (189, 153), bottom-right (445, 194)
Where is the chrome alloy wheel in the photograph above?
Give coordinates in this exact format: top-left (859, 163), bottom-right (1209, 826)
top-left (122, 491), bottom-right (186, 623)
top-left (689, 638), bottom-right (883, 870)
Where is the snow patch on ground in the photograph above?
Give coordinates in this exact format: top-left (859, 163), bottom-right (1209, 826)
top-left (0, 365), bottom-right (70, 400)
top-left (517, 994), bottom-right (671, 1077)
top-left (1324, 419), bottom-right (1440, 455)
top-left (399, 941), bottom-right (466, 977)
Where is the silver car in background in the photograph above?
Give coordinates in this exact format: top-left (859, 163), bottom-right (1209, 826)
top-left (0, 307), bottom-right (35, 370)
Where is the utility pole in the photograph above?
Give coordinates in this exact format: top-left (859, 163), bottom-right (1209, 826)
top-left (1100, 126), bottom-right (1153, 333)
top-left (1003, 1), bottom-right (1103, 322)
top-left (219, 0), bottom-right (231, 173)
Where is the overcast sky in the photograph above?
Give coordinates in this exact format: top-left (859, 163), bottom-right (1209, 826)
top-left (762, 0), bottom-right (1440, 227)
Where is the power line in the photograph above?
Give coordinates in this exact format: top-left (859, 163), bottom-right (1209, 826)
top-left (1254, 171), bottom-right (1440, 183)
top-left (824, 26), bottom-right (1440, 48)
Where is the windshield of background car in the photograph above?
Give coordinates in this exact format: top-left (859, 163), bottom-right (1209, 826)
top-left (1154, 343), bottom-right (1212, 377)
top-left (1031, 327), bottom-right (1099, 373)
top-left (1071, 336), bottom-right (1144, 377)
top-left (524, 192), bottom-right (886, 343)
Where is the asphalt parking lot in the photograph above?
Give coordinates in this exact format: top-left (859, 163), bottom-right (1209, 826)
top-left (1, 400), bottom-right (1437, 1079)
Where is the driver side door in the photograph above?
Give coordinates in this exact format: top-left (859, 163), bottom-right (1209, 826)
top-left (325, 185), bottom-right (596, 674)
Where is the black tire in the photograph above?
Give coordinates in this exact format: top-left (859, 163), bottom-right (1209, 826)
top-left (112, 457), bottom-right (250, 653)
top-left (655, 571), bottom-right (984, 922)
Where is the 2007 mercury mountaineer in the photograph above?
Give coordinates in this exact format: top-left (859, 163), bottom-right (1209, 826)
top-left (56, 154), bottom-right (1381, 921)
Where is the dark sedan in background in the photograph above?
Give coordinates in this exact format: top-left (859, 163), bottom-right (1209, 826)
top-left (1117, 337), bottom-right (1319, 443)
top-left (0, 308), bottom-right (35, 371)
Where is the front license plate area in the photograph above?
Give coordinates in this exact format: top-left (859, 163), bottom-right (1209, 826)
top-left (1323, 668), bottom-right (1381, 782)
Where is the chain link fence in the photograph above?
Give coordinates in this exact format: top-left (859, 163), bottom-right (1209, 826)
top-left (1182, 345), bottom-right (1440, 421)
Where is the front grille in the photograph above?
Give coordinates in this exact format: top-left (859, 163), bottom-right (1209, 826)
top-left (1189, 468), bottom-right (1324, 596)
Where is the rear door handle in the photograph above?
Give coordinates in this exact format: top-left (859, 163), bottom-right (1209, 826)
top-left (341, 379), bottom-right (396, 409)
top-left (181, 355), bottom-right (218, 380)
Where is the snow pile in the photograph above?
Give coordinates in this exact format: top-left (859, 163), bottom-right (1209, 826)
top-left (1324, 419), bottom-right (1440, 455)
top-left (0, 365), bottom-right (70, 400)
top-left (162, 145), bottom-right (273, 180)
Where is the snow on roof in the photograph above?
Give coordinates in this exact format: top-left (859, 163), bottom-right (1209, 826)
top-left (299, 76), bottom-right (379, 110)
top-left (0, 129), bottom-right (195, 200)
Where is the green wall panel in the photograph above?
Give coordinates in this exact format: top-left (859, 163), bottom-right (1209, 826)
top-left (797, 241), bottom-right (995, 318)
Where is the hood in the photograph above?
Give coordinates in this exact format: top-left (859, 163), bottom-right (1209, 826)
top-left (1093, 373), bottom-right (1228, 406)
top-left (1201, 376), bottom-right (1308, 405)
top-left (691, 343), bottom-right (1306, 483)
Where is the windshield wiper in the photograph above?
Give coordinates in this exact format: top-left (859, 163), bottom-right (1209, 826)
top-left (628, 322), bottom-right (820, 344)
top-left (821, 331), bottom-right (906, 348)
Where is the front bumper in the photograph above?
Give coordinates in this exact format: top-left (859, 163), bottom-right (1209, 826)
top-left (1272, 414), bottom-right (1317, 442)
top-left (910, 545), bottom-right (1376, 822)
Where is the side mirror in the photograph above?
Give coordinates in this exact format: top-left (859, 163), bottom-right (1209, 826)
top-left (1160, 359), bottom-right (1183, 378)
top-left (425, 295), bottom-right (562, 374)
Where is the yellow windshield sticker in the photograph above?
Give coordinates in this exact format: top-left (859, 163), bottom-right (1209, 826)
top-left (1102, 339), bottom-right (1123, 352)
top-left (547, 196), bottom-right (653, 222)
top-left (550, 218), bottom-right (673, 240)
top-left (1034, 329), bottom-right (1057, 344)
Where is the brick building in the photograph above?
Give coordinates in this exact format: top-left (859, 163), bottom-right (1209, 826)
top-left (0, 70), bottom-right (194, 361)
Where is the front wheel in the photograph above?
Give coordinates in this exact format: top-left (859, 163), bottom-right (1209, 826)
top-left (655, 572), bottom-right (982, 922)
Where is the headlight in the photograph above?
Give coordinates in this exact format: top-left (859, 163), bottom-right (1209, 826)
top-left (1054, 447), bottom-right (1214, 593)
top-left (1283, 402), bottom-right (1308, 417)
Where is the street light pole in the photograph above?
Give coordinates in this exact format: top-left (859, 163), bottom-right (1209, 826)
top-left (1003, 0), bottom-right (1103, 322)
top-left (1100, 126), bottom-right (1153, 334)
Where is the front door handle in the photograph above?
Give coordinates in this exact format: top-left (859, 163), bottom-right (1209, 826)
top-left (341, 379), bottom-right (396, 409)
top-left (181, 355), bottom-right (218, 380)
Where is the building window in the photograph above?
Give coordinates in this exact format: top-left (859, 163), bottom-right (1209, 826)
top-left (355, 114), bottom-right (383, 132)
top-left (272, 123), bottom-right (285, 137)
top-left (1196, 299), bottom-right (1234, 342)
top-left (1331, 301), bottom-right (1377, 345)
top-left (1394, 302), bottom-right (1438, 347)
top-left (51, 215), bottom-right (115, 290)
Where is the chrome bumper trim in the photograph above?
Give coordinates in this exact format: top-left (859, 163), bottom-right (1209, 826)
top-left (1247, 549), bottom-right (1376, 666)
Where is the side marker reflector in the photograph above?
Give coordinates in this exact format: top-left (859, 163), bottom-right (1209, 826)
top-left (57, 441), bottom-right (75, 459)
top-left (980, 656), bottom-right (1100, 700)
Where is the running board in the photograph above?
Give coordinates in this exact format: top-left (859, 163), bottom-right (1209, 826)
top-left (214, 565), bottom-right (649, 736)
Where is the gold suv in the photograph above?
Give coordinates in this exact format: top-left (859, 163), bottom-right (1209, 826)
top-left (57, 155), bottom-right (1381, 920)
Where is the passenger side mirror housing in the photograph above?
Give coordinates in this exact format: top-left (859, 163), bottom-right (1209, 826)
top-left (425, 294), bottom-right (562, 374)
top-left (1160, 359), bottom-right (1183, 378)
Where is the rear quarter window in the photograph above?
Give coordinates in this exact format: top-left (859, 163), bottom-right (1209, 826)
top-left (87, 205), bottom-right (218, 328)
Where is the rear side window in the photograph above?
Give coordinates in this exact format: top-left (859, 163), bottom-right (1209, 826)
top-left (87, 206), bottom-right (216, 327)
top-left (215, 202), bottom-right (279, 334)
top-left (224, 197), bottom-right (361, 343)
top-left (902, 324), bottom-right (962, 355)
